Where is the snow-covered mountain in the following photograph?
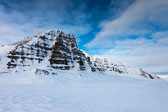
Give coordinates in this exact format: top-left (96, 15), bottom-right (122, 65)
top-left (0, 30), bottom-right (159, 79)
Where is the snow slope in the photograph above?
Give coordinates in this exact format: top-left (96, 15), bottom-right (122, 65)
top-left (0, 75), bottom-right (167, 112)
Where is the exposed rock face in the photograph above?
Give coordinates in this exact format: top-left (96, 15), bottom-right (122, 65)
top-left (6, 30), bottom-right (87, 71)
top-left (1, 30), bottom-right (159, 79)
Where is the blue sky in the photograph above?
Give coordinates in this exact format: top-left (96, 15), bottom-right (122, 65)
top-left (0, 0), bottom-right (168, 75)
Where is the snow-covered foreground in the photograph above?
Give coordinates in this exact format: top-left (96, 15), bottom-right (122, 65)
top-left (0, 74), bottom-right (168, 112)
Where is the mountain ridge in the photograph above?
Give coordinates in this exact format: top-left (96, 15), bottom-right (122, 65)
top-left (0, 29), bottom-right (159, 79)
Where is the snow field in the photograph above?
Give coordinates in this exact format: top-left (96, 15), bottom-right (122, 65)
top-left (0, 74), bottom-right (168, 112)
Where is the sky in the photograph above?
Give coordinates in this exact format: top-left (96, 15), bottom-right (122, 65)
top-left (0, 0), bottom-right (168, 75)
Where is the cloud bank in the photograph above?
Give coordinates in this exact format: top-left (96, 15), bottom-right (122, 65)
top-left (86, 0), bottom-right (168, 74)
top-left (0, 0), bottom-right (92, 45)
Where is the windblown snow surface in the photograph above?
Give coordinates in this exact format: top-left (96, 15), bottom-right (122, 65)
top-left (0, 72), bottom-right (168, 112)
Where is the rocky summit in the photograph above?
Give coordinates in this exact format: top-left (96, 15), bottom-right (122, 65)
top-left (0, 30), bottom-right (159, 79)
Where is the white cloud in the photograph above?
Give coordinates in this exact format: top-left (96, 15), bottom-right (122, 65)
top-left (101, 37), bottom-right (168, 73)
top-left (0, 3), bottom-right (91, 45)
top-left (152, 31), bottom-right (168, 44)
top-left (85, 0), bottom-right (168, 74)
top-left (86, 0), bottom-right (168, 48)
